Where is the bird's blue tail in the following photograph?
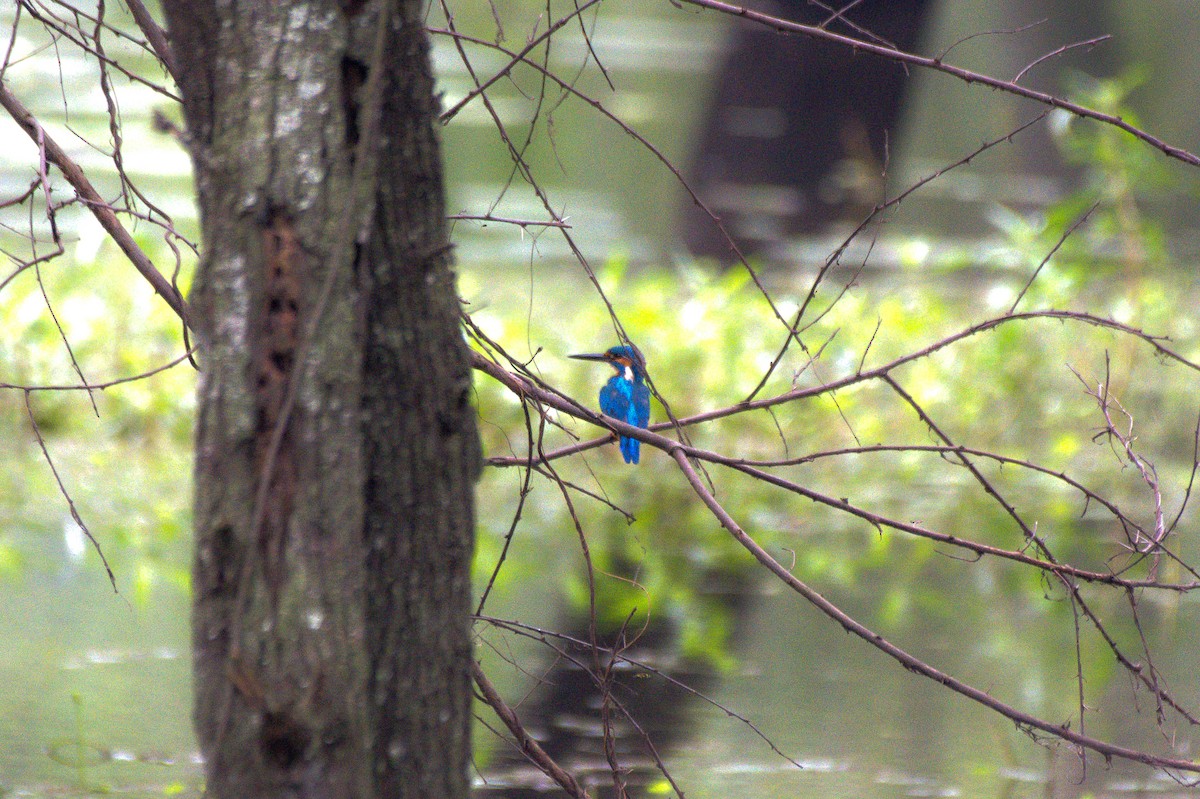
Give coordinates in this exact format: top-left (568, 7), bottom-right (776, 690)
top-left (620, 436), bottom-right (640, 464)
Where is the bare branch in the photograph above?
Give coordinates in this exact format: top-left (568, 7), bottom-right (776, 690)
top-left (124, 0), bottom-right (178, 81)
top-left (472, 660), bottom-right (593, 799)
top-left (1014, 35), bottom-right (1112, 84)
top-left (0, 82), bottom-right (191, 326)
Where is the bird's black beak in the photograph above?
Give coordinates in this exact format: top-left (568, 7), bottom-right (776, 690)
top-left (569, 353), bottom-right (609, 363)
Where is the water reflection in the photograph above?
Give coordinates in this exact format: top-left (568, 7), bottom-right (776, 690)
top-left (477, 563), bottom-right (759, 797)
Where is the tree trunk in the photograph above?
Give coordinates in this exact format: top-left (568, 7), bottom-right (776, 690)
top-left (162, 1), bottom-right (479, 796)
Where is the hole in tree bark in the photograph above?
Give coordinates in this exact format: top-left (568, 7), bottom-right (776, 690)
top-left (261, 710), bottom-right (311, 769)
top-left (341, 57), bottom-right (368, 148)
top-left (211, 524), bottom-right (236, 596)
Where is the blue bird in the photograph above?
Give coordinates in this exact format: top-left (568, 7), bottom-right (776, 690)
top-left (570, 344), bottom-right (651, 464)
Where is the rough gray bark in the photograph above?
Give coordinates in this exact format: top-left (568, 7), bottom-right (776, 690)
top-left (161, 1), bottom-right (479, 796)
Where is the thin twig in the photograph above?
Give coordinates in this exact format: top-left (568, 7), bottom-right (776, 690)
top-left (24, 390), bottom-right (117, 592)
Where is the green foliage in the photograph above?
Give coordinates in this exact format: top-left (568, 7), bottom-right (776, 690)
top-left (0, 232), bottom-right (195, 441)
top-left (989, 71), bottom-right (1178, 305)
top-left (0, 230), bottom-right (195, 593)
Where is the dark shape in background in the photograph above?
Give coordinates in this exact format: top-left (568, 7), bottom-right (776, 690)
top-left (681, 0), bottom-right (934, 259)
top-left (679, 1), bottom-right (1145, 260)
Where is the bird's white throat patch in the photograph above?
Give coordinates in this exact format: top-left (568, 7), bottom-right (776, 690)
top-left (623, 365), bottom-right (634, 382)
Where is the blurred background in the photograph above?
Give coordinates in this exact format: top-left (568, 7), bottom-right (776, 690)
top-left (3, 1), bottom-right (1200, 796)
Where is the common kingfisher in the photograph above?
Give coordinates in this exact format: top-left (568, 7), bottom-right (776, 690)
top-left (570, 344), bottom-right (651, 464)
